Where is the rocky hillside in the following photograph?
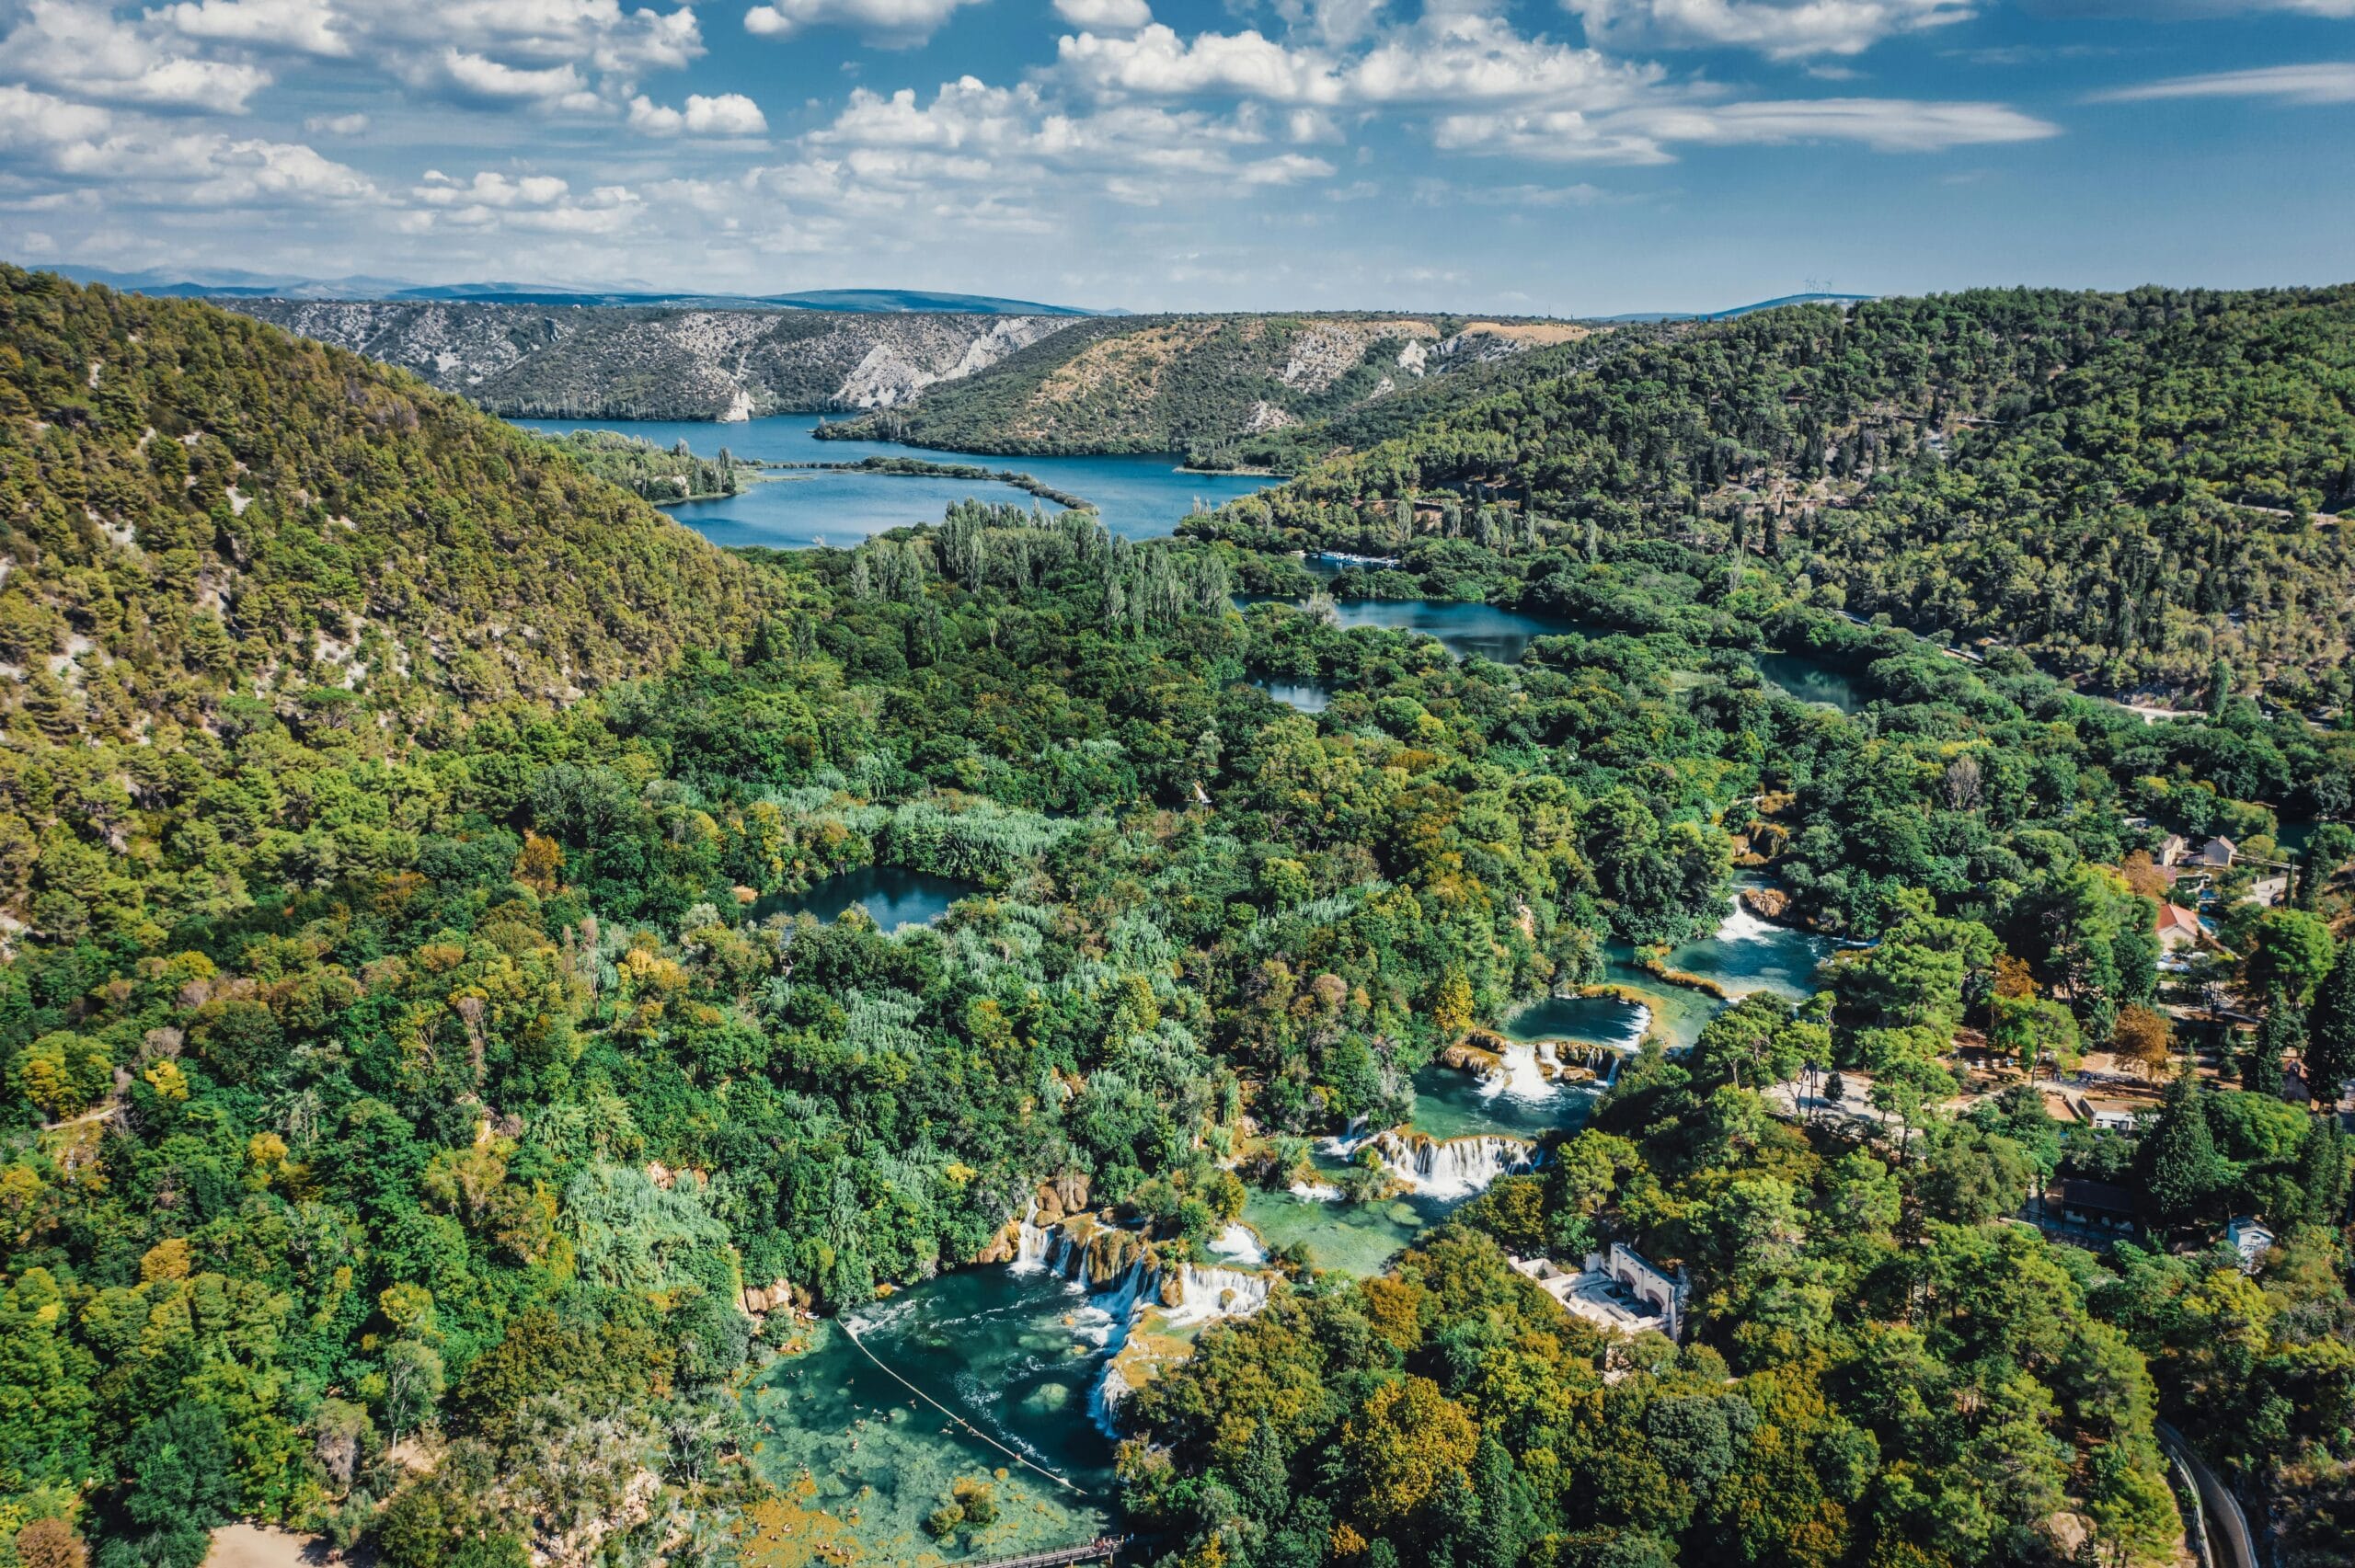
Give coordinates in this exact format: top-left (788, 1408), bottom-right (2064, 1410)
top-left (223, 299), bottom-right (1075, 420)
top-left (817, 312), bottom-right (1600, 461)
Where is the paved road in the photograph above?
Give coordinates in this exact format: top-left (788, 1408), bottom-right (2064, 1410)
top-left (2156, 1420), bottom-right (2255, 1568)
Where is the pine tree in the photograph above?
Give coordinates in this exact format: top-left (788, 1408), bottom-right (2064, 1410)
top-left (2294, 1116), bottom-right (2349, 1228)
top-left (2306, 939), bottom-right (2355, 1113)
top-left (2242, 987), bottom-right (2298, 1098)
top-left (2138, 1069), bottom-right (2220, 1230)
top-left (1467, 1435), bottom-right (1522, 1568)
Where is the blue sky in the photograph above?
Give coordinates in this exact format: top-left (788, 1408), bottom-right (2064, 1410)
top-left (0, 0), bottom-right (2348, 314)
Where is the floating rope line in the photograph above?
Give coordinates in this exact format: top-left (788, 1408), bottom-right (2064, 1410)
top-left (837, 1320), bottom-right (1086, 1494)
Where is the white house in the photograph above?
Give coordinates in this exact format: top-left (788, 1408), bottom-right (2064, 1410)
top-left (2225, 1216), bottom-right (2274, 1274)
top-left (2197, 836), bottom-right (2237, 868)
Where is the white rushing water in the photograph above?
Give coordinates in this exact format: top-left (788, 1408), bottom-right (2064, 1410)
top-left (1010, 1196), bottom-right (1051, 1273)
top-left (1365, 1131), bottom-right (1537, 1199)
top-left (1714, 896), bottom-right (1784, 945)
top-left (1481, 1040), bottom-right (1555, 1102)
top-left (1210, 1222), bottom-right (1269, 1264)
top-left (1012, 1214), bottom-right (1280, 1436)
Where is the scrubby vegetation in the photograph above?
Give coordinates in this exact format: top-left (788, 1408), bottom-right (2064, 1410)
top-left (817, 314), bottom-right (1575, 459)
top-left (532, 430), bottom-right (748, 503)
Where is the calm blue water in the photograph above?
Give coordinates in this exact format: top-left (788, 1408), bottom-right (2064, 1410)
top-left (1255, 679), bottom-right (1332, 714)
top-left (1754, 650), bottom-right (1862, 713)
top-left (753, 866), bottom-right (971, 929)
top-left (512, 415), bottom-right (1268, 545)
top-left (1322, 599), bottom-right (1585, 664)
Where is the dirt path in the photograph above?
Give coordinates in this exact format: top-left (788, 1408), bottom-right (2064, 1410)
top-left (207, 1525), bottom-right (333, 1568)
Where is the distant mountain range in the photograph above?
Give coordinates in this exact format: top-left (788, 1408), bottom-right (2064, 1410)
top-left (1598, 292), bottom-right (1878, 323)
top-left (31, 263), bottom-right (1867, 324)
top-left (38, 265), bottom-right (1107, 317)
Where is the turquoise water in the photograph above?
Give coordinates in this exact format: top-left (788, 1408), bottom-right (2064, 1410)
top-left (1320, 599), bottom-right (1588, 664)
top-left (742, 1270), bottom-right (1117, 1564)
top-left (512, 415), bottom-right (1268, 544)
top-left (1500, 993), bottom-right (1650, 1050)
top-left (1754, 650), bottom-right (1862, 712)
top-left (1661, 896), bottom-right (1834, 1001)
top-left (754, 866), bottom-right (973, 929)
top-left (1410, 1061), bottom-right (1596, 1143)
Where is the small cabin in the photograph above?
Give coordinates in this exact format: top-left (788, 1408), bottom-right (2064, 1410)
top-left (2197, 836), bottom-right (2236, 868)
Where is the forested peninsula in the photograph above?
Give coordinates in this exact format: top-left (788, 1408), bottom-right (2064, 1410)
top-left (4, 269), bottom-right (2355, 1568)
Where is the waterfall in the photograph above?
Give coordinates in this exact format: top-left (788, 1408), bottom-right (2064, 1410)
top-left (1481, 1040), bottom-right (1554, 1102)
top-left (1366, 1130), bottom-right (1537, 1199)
top-left (1211, 1223), bottom-right (1268, 1264)
top-left (1010, 1197), bottom-right (1050, 1273)
top-left (1161, 1264), bottom-right (1275, 1327)
top-left (1004, 1210), bottom-right (1281, 1436)
top-left (1288, 1178), bottom-right (1343, 1201)
top-left (1715, 894), bottom-right (1782, 944)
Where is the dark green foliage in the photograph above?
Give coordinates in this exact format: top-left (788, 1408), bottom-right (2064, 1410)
top-left (2138, 1071), bottom-right (2222, 1227)
top-left (1186, 287), bottom-right (2355, 704)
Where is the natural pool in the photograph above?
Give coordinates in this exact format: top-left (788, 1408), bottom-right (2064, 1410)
top-left (741, 1269), bottom-right (1119, 1568)
top-left (752, 866), bottom-right (973, 930)
top-left (512, 415), bottom-right (1269, 546)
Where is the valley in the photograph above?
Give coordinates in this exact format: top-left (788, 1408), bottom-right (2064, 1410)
top-left (5, 267), bottom-right (2355, 1568)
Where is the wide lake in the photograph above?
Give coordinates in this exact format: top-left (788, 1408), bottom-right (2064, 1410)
top-left (511, 415), bottom-right (1269, 545)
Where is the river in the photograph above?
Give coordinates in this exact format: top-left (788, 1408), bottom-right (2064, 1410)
top-left (511, 415), bottom-right (1269, 545)
top-left (1240, 592), bottom-right (1864, 711)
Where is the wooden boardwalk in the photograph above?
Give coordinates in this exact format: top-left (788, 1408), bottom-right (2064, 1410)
top-left (967, 1538), bottom-right (1127, 1568)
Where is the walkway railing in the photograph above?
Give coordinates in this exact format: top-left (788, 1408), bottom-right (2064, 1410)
top-left (967, 1537), bottom-right (1128, 1568)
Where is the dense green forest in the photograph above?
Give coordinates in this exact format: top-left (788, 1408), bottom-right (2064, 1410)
top-left (1184, 287), bottom-right (2355, 705)
top-left (4, 274), bottom-right (2355, 1568)
top-left (531, 431), bottom-right (749, 504)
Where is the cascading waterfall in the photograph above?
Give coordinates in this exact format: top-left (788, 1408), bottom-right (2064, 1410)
top-left (1365, 1130), bottom-right (1537, 1199)
top-left (1211, 1222), bottom-right (1269, 1264)
top-left (1480, 1040), bottom-right (1554, 1101)
top-left (1161, 1264), bottom-right (1275, 1327)
top-left (1011, 1196), bottom-right (1050, 1273)
top-left (1715, 895), bottom-right (1783, 944)
top-left (1005, 1208), bottom-right (1279, 1436)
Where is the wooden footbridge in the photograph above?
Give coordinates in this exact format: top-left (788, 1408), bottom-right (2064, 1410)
top-left (968, 1538), bottom-right (1128, 1568)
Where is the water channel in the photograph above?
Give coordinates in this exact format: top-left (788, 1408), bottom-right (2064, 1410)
top-left (511, 415), bottom-right (1269, 546)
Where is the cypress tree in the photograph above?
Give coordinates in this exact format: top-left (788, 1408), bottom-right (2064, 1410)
top-left (2138, 1069), bottom-right (2219, 1230)
top-left (2306, 940), bottom-right (2355, 1113)
top-left (2294, 1116), bottom-right (2349, 1228)
top-left (2242, 987), bottom-right (2298, 1098)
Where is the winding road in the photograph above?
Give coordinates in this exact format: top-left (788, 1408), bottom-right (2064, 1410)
top-left (2156, 1420), bottom-right (2256, 1568)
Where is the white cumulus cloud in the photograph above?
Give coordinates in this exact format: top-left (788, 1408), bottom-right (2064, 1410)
top-left (0, 0), bottom-right (273, 111)
top-left (628, 91), bottom-right (769, 135)
top-left (744, 0), bottom-right (987, 41)
top-left (1053, 0), bottom-right (1153, 29)
top-left (155, 0), bottom-right (351, 58)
